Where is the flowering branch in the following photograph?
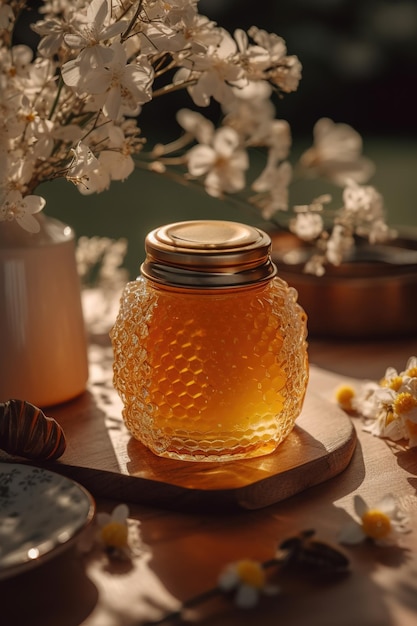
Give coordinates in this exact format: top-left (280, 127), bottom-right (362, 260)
top-left (0, 0), bottom-right (395, 274)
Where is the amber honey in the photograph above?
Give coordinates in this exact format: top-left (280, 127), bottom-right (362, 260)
top-left (111, 221), bottom-right (308, 461)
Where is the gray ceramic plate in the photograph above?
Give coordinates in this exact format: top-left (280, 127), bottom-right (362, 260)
top-left (0, 462), bottom-right (95, 580)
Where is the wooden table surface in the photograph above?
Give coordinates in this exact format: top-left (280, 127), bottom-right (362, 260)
top-left (2, 332), bottom-right (417, 626)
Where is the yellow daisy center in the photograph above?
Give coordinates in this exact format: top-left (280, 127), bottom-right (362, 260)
top-left (236, 560), bottom-right (265, 589)
top-left (100, 522), bottom-right (128, 548)
top-left (361, 509), bottom-right (391, 539)
top-left (405, 367), bottom-right (417, 378)
top-left (388, 376), bottom-right (403, 392)
top-left (335, 385), bottom-right (355, 411)
top-left (393, 392), bottom-right (417, 416)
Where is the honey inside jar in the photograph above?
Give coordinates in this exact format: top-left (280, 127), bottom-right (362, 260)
top-left (111, 221), bottom-right (308, 462)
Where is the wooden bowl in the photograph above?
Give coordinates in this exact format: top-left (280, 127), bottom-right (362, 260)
top-left (271, 231), bottom-right (417, 339)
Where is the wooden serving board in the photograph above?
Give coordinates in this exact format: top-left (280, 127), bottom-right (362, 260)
top-left (24, 342), bottom-right (357, 511)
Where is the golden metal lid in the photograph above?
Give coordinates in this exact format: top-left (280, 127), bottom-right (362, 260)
top-left (141, 220), bottom-right (277, 288)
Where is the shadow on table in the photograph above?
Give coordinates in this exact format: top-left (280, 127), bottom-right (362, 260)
top-left (137, 434), bottom-right (407, 626)
top-left (379, 441), bottom-right (417, 497)
top-left (137, 417), bottom-right (416, 624)
top-left (394, 446), bottom-right (417, 483)
top-left (37, 339), bottom-right (130, 501)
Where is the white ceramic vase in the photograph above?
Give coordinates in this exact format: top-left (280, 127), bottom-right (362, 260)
top-left (0, 214), bottom-right (89, 407)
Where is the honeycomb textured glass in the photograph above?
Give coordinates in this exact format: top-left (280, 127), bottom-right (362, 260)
top-left (110, 276), bottom-right (308, 461)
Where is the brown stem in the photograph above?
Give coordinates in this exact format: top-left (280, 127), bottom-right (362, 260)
top-left (152, 79), bottom-right (197, 99)
top-left (121, 0), bottom-right (143, 42)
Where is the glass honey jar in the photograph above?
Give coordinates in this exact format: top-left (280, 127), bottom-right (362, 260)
top-left (110, 220), bottom-right (308, 462)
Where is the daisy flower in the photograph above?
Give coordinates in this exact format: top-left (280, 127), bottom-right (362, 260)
top-left (335, 384), bottom-right (356, 412)
top-left (339, 494), bottom-right (411, 546)
top-left (349, 356), bottom-right (417, 447)
top-left (218, 558), bottom-right (280, 608)
top-left (96, 503), bottom-right (131, 558)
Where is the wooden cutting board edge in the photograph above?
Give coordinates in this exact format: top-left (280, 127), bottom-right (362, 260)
top-left (35, 393), bottom-right (358, 512)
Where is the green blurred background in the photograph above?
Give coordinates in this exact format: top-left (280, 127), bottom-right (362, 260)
top-left (19, 0), bottom-right (417, 277)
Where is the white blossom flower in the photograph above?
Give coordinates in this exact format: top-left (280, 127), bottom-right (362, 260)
top-left (290, 211), bottom-right (324, 242)
top-left (304, 254), bottom-right (326, 277)
top-left (247, 26), bottom-right (287, 63)
top-left (174, 11), bottom-right (222, 52)
top-left (0, 189), bottom-right (45, 233)
top-left (234, 27), bottom-right (272, 79)
top-left (0, 0), bottom-right (390, 276)
top-left (299, 118), bottom-right (375, 185)
top-left (62, 0), bottom-right (126, 73)
top-left (186, 126), bottom-right (249, 197)
top-left (97, 147), bottom-right (135, 184)
top-left (339, 494), bottom-right (411, 546)
top-left (343, 179), bottom-right (383, 215)
top-left (76, 163), bottom-right (111, 195)
top-left (3, 43), bottom-right (34, 76)
top-left (247, 26), bottom-right (302, 92)
top-left (177, 28), bottom-right (246, 107)
top-left (252, 161), bottom-right (292, 219)
top-left (17, 96), bottom-right (55, 158)
top-left (80, 43), bottom-right (154, 119)
top-left (139, 20), bottom-right (185, 56)
top-left (65, 141), bottom-right (100, 190)
top-left (265, 119), bottom-right (292, 161)
top-left (78, 151), bottom-right (134, 196)
top-left (176, 108), bottom-right (215, 145)
top-left (0, 3), bottom-right (14, 31)
top-left (224, 96), bottom-right (291, 158)
top-left (341, 180), bottom-right (392, 246)
top-left (32, 15), bottom-right (73, 57)
top-left (24, 57), bottom-right (57, 102)
top-left (253, 159), bottom-right (291, 194)
top-left (218, 559), bottom-right (280, 608)
top-left (325, 224), bottom-right (355, 266)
